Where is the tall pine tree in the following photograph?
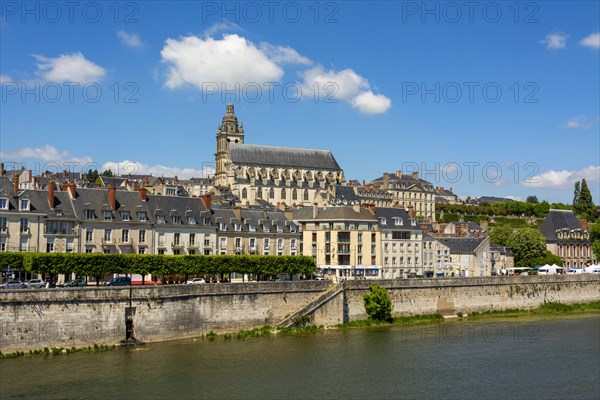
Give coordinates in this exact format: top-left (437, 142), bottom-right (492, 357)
top-left (577, 179), bottom-right (595, 219)
top-left (573, 181), bottom-right (581, 213)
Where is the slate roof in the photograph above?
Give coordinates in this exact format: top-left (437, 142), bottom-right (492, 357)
top-left (475, 196), bottom-right (512, 204)
top-left (333, 186), bottom-right (360, 203)
top-left (71, 188), bottom-right (153, 223)
top-left (375, 207), bottom-right (420, 231)
top-left (20, 190), bottom-right (77, 220)
top-left (229, 143), bottom-right (341, 170)
top-left (146, 195), bottom-right (212, 226)
top-left (539, 209), bottom-right (583, 242)
top-left (435, 237), bottom-right (487, 254)
top-left (490, 246), bottom-right (514, 256)
top-left (370, 173), bottom-right (435, 193)
top-left (212, 206), bottom-right (297, 233)
top-left (293, 205), bottom-right (377, 221)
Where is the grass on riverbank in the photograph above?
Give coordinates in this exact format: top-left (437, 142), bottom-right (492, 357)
top-left (336, 313), bottom-right (444, 329)
top-left (0, 344), bottom-right (116, 360)
top-left (467, 301), bottom-right (600, 320)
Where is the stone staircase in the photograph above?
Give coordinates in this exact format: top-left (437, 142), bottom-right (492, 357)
top-left (276, 281), bottom-right (344, 328)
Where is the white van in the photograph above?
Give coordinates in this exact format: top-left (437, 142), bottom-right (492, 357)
top-left (584, 266), bottom-right (600, 274)
top-left (537, 266), bottom-right (564, 275)
top-left (567, 268), bottom-right (584, 274)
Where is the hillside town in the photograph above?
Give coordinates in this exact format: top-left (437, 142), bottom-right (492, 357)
top-left (0, 105), bottom-right (597, 282)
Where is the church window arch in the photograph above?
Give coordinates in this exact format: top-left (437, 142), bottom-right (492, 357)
top-left (281, 189), bottom-right (286, 199)
top-left (257, 188), bottom-right (262, 199)
top-left (292, 189), bottom-right (298, 200)
top-left (242, 188), bottom-right (247, 199)
top-left (269, 188), bottom-right (275, 199)
top-left (304, 189), bottom-right (309, 201)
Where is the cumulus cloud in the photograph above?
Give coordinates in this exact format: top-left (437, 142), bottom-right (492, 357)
top-left (161, 34), bottom-right (284, 89)
top-left (33, 52), bottom-right (106, 84)
top-left (203, 21), bottom-right (243, 37)
top-left (117, 30), bottom-right (143, 48)
top-left (540, 33), bottom-right (568, 49)
top-left (580, 32), bottom-right (600, 49)
top-left (101, 160), bottom-right (214, 179)
top-left (258, 42), bottom-right (312, 65)
top-left (0, 75), bottom-right (12, 85)
top-left (563, 115), bottom-right (593, 129)
top-left (523, 166), bottom-right (600, 188)
top-left (0, 145), bottom-right (92, 164)
top-left (301, 66), bottom-right (391, 114)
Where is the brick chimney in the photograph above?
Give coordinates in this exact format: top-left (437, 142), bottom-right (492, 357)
top-left (61, 181), bottom-right (68, 192)
top-left (395, 170), bottom-right (402, 177)
top-left (67, 183), bottom-right (76, 199)
top-left (48, 180), bottom-right (55, 209)
top-left (108, 185), bottom-right (117, 211)
top-left (0, 162), bottom-right (4, 176)
top-left (312, 203), bottom-right (318, 219)
top-left (200, 194), bottom-right (212, 210)
top-left (174, 175), bottom-right (178, 183)
top-left (383, 173), bottom-right (389, 189)
top-left (407, 204), bottom-right (416, 218)
top-left (138, 187), bottom-right (148, 201)
top-left (412, 171), bottom-right (419, 179)
top-left (13, 175), bottom-right (19, 192)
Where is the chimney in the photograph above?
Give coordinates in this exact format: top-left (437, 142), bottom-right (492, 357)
top-left (312, 203), bottom-right (318, 219)
top-left (67, 183), bottom-right (76, 198)
top-left (362, 179), bottom-right (366, 186)
top-left (174, 175), bottom-right (178, 183)
top-left (367, 204), bottom-right (376, 215)
top-left (395, 170), bottom-right (402, 177)
top-left (61, 181), bottom-right (68, 192)
top-left (108, 185), bottom-right (117, 211)
top-left (353, 203), bottom-right (361, 213)
top-left (200, 194), bottom-right (212, 210)
top-left (407, 204), bottom-right (416, 218)
top-left (48, 181), bottom-right (55, 209)
top-left (137, 187), bottom-right (148, 201)
top-left (412, 171), bottom-right (419, 179)
top-left (0, 162), bottom-right (4, 176)
top-left (13, 175), bottom-right (19, 192)
top-left (383, 173), bottom-right (389, 189)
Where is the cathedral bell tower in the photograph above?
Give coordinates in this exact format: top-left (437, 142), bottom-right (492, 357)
top-left (215, 103), bottom-right (245, 185)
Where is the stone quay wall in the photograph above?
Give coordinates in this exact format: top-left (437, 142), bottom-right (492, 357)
top-left (1, 275), bottom-right (598, 353)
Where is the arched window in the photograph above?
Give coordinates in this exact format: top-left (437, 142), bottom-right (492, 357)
top-left (281, 189), bottom-right (286, 199)
top-left (257, 188), bottom-right (262, 199)
top-left (241, 188), bottom-right (247, 199)
top-left (304, 189), bottom-right (309, 201)
top-left (269, 188), bottom-right (275, 199)
top-left (292, 189), bottom-right (297, 200)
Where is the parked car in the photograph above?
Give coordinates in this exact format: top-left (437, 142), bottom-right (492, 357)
top-left (25, 279), bottom-right (46, 289)
top-left (0, 280), bottom-right (27, 289)
top-left (63, 278), bottom-right (87, 287)
top-left (567, 268), bottom-right (584, 274)
top-left (186, 278), bottom-right (206, 284)
top-left (104, 277), bottom-right (131, 286)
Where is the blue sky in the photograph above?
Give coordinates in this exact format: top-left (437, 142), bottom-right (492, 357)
top-left (1, 1), bottom-right (598, 203)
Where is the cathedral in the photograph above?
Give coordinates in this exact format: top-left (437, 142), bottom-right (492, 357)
top-left (214, 104), bottom-right (345, 207)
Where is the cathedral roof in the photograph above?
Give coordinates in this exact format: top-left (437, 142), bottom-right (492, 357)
top-left (228, 143), bottom-right (341, 171)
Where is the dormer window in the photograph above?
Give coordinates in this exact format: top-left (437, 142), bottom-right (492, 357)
top-left (234, 223), bottom-right (242, 231)
top-left (276, 225), bottom-right (283, 233)
top-left (20, 199), bottom-right (29, 211)
top-left (203, 217), bottom-right (211, 225)
top-left (263, 225), bottom-right (270, 233)
top-left (138, 212), bottom-right (147, 222)
top-left (188, 216), bottom-right (197, 225)
top-left (379, 217), bottom-right (386, 225)
top-left (103, 211), bottom-right (113, 220)
top-left (121, 212), bottom-right (130, 221)
top-left (395, 218), bottom-right (402, 226)
top-left (56, 210), bottom-right (63, 216)
top-left (219, 222), bottom-right (227, 231)
top-left (411, 220), bottom-right (416, 226)
top-left (249, 224), bottom-right (256, 232)
top-left (156, 215), bottom-right (166, 224)
top-left (85, 210), bottom-right (95, 220)
top-left (0, 198), bottom-right (7, 210)
top-left (290, 224), bottom-right (297, 233)
top-left (173, 216), bottom-right (182, 224)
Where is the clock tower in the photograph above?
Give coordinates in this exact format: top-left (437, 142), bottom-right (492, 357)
top-left (215, 103), bottom-right (244, 185)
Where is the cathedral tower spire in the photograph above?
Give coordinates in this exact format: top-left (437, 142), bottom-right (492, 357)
top-left (215, 103), bottom-right (244, 185)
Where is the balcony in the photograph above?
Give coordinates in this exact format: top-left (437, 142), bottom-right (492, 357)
top-left (0, 226), bottom-right (8, 235)
top-left (44, 228), bottom-right (78, 236)
top-left (187, 241), bottom-right (199, 249)
top-left (118, 238), bottom-right (132, 246)
top-left (171, 242), bottom-right (184, 250)
top-left (19, 226), bottom-right (31, 235)
top-left (101, 237), bottom-right (115, 245)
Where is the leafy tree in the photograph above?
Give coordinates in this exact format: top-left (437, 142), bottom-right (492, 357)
top-left (506, 228), bottom-right (547, 268)
top-left (86, 169), bottom-right (99, 182)
top-left (489, 225), bottom-right (513, 247)
top-left (592, 241), bottom-right (600, 264)
top-left (573, 181), bottom-right (581, 212)
top-left (534, 201), bottom-right (550, 218)
top-left (363, 283), bottom-right (393, 322)
top-left (528, 250), bottom-right (564, 268)
top-left (101, 169), bottom-right (114, 177)
top-left (526, 195), bottom-right (539, 204)
top-left (591, 224), bottom-right (600, 261)
top-left (574, 179), bottom-right (595, 219)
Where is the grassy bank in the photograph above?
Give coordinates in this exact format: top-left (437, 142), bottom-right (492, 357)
top-left (467, 301), bottom-right (600, 320)
top-left (335, 313), bottom-right (445, 329)
top-left (0, 344), bottom-right (116, 360)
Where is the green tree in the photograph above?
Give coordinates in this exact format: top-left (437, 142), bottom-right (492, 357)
top-left (101, 169), bottom-right (114, 177)
top-left (528, 250), bottom-right (564, 268)
top-left (506, 228), bottom-right (547, 268)
top-left (573, 181), bottom-right (581, 212)
top-left (534, 201), bottom-right (550, 218)
top-left (86, 169), bottom-right (99, 182)
top-left (489, 225), bottom-right (513, 247)
top-left (590, 223), bottom-right (600, 261)
top-left (363, 283), bottom-right (393, 322)
top-left (575, 179), bottom-right (595, 219)
top-left (526, 195), bottom-right (539, 204)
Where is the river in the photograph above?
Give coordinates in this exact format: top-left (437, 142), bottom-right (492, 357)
top-left (1, 316), bottom-right (599, 399)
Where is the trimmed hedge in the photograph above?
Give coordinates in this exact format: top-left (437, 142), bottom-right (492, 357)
top-left (0, 252), bottom-right (316, 277)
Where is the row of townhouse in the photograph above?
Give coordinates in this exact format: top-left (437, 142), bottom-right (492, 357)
top-left (0, 176), bottom-right (495, 278)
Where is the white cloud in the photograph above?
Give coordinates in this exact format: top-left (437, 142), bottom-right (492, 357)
top-left (523, 166), bottom-right (600, 188)
top-left (506, 195), bottom-right (523, 201)
top-left (0, 145), bottom-right (92, 164)
top-left (580, 32), bottom-right (600, 49)
top-left (101, 160), bottom-right (214, 179)
top-left (540, 33), bottom-right (568, 49)
top-left (301, 66), bottom-right (391, 115)
top-left (203, 21), bottom-right (243, 37)
top-left (0, 75), bottom-right (12, 85)
top-left (161, 34), bottom-right (284, 89)
top-left (351, 91), bottom-right (392, 115)
top-left (33, 52), bottom-right (106, 84)
top-left (258, 42), bottom-right (311, 65)
top-left (117, 30), bottom-right (143, 48)
top-left (563, 115), bottom-right (593, 129)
